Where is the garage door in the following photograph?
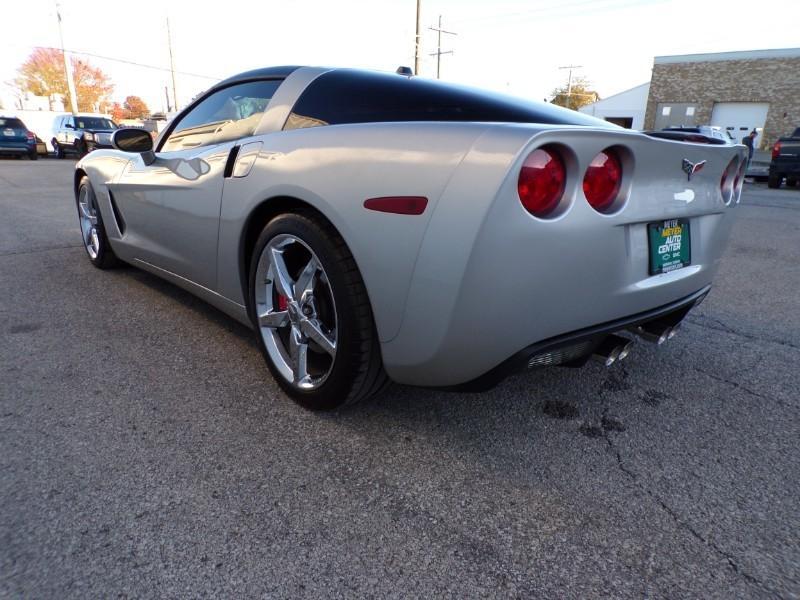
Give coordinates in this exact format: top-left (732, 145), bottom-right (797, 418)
top-left (710, 102), bottom-right (769, 147)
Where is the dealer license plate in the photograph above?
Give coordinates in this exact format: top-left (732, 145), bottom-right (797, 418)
top-left (648, 218), bottom-right (691, 275)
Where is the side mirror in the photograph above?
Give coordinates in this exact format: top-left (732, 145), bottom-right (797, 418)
top-left (112, 128), bottom-right (155, 165)
top-left (65, 123), bottom-right (74, 129)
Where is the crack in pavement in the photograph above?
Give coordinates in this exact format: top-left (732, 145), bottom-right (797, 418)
top-left (0, 173), bottom-right (21, 188)
top-left (0, 244), bottom-right (82, 258)
top-left (691, 366), bottom-right (798, 412)
top-left (592, 366), bottom-right (780, 598)
top-left (685, 316), bottom-right (800, 352)
top-left (598, 408), bottom-right (777, 597)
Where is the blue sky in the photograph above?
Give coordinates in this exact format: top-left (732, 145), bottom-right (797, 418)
top-left (2, 0), bottom-right (798, 113)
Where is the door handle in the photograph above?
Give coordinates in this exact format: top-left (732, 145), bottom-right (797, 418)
top-left (223, 145), bottom-right (240, 178)
top-left (231, 141), bottom-right (262, 178)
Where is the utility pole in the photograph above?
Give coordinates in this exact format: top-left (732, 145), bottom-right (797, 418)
top-left (414, 0), bottom-right (422, 75)
top-left (55, 1), bottom-right (78, 114)
top-left (558, 64), bottom-right (582, 108)
top-left (164, 86), bottom-right (171, 113)
top-left (428, 15), bottom-right (457, 79)
top-left (166, 17), bottom-right (178, 111)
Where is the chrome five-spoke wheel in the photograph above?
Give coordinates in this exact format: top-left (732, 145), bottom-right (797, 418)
top-left (249, 212), bottom-right (388, 409)
top-left (75, 176), bottom-right (119, 269)
top-left (78, 184), bottom-right (100, 259)
top-left (254, 234), bottom-right (338, 390)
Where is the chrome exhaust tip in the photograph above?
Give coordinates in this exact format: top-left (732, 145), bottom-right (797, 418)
top-left (632, 321), bottom-right (673, 345)
top-left (593, 334), bottom-right (634, 367)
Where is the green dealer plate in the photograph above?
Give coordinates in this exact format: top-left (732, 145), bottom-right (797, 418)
top-left (648, 218), bottom-right (691, 275)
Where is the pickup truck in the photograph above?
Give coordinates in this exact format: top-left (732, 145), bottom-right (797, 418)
top-left (768, 127), bottom-right (800, 189)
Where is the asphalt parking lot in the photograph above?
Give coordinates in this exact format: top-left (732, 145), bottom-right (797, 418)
top-left (1, 158), bottom-right (798, 598)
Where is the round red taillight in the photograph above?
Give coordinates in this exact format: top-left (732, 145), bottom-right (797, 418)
top-left (518, 147), bottom-right (566, 217)
top-left (583, 150), bottom-right (622, 212)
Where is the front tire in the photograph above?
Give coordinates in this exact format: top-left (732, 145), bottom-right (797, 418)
top-left (76, 176), bottom-right (120, 269)
top-left (767, 173), bottom-right (782, 189)
top-left (248, 212), bottom-right (388, 410)
top-left (53, 140), bottom-right (65, 159)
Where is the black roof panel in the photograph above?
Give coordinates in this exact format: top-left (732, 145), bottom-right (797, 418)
top-left (213, 66), bottom-right (301, 89)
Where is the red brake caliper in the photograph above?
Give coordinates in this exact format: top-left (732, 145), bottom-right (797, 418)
top-left (277, 294), bottom-right (289, 311)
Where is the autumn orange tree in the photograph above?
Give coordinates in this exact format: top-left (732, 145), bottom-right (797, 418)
top-left (110, 102), bottom-right (125, 122)
top-left (549, 76), bottom-right (599, 111)
top-left (123, 95), bottom-right (150, 119)
top-left (15, 48), bottom-right (114, 112)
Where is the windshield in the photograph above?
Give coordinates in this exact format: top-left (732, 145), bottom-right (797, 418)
top-left (0, 118), bottom-right (26, 129)
top-left (74, 117), bottom-right (117, 130)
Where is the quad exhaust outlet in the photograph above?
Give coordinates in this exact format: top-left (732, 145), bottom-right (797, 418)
top-left (593, 334), bottom-right (635, 367)
top-left (631, 321), bottom-right (680, 345)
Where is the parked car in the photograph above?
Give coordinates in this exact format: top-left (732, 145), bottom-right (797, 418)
top-left (0, 116), bottom-right (38, 160)
top-left (73, 66), bottom-right (747, 410)
top-left (662, 126), bottom-right (734, 144)
top-left (768, 127), bottom-right (800, 188)
top-left (52, 114), bottom-right (118, 158)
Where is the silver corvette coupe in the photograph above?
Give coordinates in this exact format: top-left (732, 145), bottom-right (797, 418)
top-left (74, 66), bottom-right (746, 409)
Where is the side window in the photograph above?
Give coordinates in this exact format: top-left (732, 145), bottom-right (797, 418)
top-left (161, 80), bottom-right (281, 152)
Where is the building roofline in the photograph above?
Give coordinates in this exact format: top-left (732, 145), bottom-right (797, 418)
top-left (579, 82), bottom-right (649, 110)
top-left (603, 82), bottom-right (649, 98)
top-left (654, 47), bottom-right (800, 64)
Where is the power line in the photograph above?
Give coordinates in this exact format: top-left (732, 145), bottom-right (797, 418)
top-left (428, 15), bottom-right (457, 79)
top-left (558, 64), bottom-right (583, 104)
top-left (450, 0), bottom-right (667, 26)
top-left (33, 45), bottom-right (223, 81)
top-left (166, 18), bottom-right (179, 110)
top-left (54, 2), bottom-right (77, 114)
top-left (414, 0), bottom-right (422, 75)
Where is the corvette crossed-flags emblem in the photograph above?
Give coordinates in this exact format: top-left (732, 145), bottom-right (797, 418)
top-left (681, 158), bottom-right (706, 181)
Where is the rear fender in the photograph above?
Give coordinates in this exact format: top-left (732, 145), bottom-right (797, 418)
top-left (217, 122), bottom-right (491, 341)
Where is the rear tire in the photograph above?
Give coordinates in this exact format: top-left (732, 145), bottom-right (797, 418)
top-left (28, 150), bottom-right (38, 161)
top-left (248, 211), bottom-right (388, 410)
top-left (767, 173), bottom-right (782, 189)
top-left (76, 176), bottom-right (120, 269)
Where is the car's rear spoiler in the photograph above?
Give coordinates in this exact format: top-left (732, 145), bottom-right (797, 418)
top-left (642, 130), bottom-right (728, 145)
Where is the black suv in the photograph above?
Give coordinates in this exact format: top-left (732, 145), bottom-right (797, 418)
top-left (52, 114), bottom-right (118, 158)
top-left (768, 128), bottom-right (800, 189)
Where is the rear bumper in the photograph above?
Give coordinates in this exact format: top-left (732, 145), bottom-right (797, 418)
top-left (446, 285), bottom-right (709, 391)
top-left (770, 161), bottom-right (800, 176)
top-left (379, 129), bottom-right (741, 387)
top-left (0, 143), bottom-right (34, 155)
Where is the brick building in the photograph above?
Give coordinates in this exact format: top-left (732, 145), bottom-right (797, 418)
top-left (643, 48), bottom-right (800, 148)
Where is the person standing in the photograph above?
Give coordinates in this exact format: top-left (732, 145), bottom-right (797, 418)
top-left (742, 129), bottom-right (758, 165)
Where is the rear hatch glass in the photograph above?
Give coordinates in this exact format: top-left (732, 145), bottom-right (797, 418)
top-left (0, 118), bottom-right (26, 129)
top-left (0, 118), bottom-right (28, 142)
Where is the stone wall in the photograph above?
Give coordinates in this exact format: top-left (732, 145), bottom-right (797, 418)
top-left (644, 57), bottom-right (800, 147)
